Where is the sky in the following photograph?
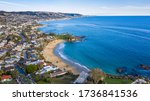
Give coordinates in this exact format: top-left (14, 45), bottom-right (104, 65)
top-left (0, 0), bottom-right (150, 15)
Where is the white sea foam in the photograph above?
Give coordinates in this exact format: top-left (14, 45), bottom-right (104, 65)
top-left (58, 43), bottom-right (65, 50)
top-left (56, 43), bottom-right (90, 72)
top-left (104, 28), bottom-right (150, 40)
top-left (102, 26), bottom-right (150, 34)
top-left (58, 52), bottom-right (68, 60)
top-left (73, 61), bottom-right (91, 71)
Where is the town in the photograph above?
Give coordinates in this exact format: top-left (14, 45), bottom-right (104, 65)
top-left (0, 11), bottom-right (150, 84)
top-left (0, 11), bottom-right (83, 84)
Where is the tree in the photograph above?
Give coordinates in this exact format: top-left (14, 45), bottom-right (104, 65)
top-left (56, 34), bottom-right (73, 40)
top-left (37, 63), bottom-right (43, 70)
top-left (0, 70), bottom-right (4, 76)
top-left (6, 52), bottom-right (10, 57)
top-left (25, 65), bottom-right (38, 74)
top-left (90, 68), bottom-right (106, 84)
top-left (35, 75), bottom-right (41, 82)
top-left (45, 78), bottom-right (52, 83)
top-left (11, 70), bottom-right (19, 79)
top-left (49, 32), bottom-right (56, 36)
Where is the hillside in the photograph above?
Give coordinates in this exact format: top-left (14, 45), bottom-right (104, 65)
top-left (0, 11), bottom-right (82, 25)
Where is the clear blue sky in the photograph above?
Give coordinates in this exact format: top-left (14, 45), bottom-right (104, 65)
top-left (0, 0), bottom-right (150, 15)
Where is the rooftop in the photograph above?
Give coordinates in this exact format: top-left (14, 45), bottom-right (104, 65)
top-left (1, 75), bottom-right (12, 80)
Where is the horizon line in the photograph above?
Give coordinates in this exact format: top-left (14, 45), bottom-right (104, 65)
top-left (1, 10), bottom-right (150, 16)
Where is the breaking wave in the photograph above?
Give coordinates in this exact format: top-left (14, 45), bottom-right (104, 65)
top-left (56, 43), bottom-right (90, 72)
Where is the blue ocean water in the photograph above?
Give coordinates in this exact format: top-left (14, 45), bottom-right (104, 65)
top-left (39, 16), bottom-right (150, 77)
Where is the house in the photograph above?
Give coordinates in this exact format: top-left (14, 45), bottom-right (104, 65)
top-left (11, 52), bottom-right (21, 59)
top-left (132, 79), bottom-right (147, 84)
top-left (4, 67), bottom-right (15, 72)
top-left (3, 64), bottom-right (15, 72)
top-left (36, 65), bottom-right (58, 75)
top-left (4, 64), bottom-right (14, 68)
top-left (74, 71), bottom-right (89, 84)
top-left (29, 53), bottom-right (38, 60)
top-left (0, 51), bottom-right (6, 57)
top-left (0, 60), bottom-right (4, 64)
top-left (50, 70), bottom-right (67, 78)
top-left (5, 58), bottom-right (20, 64)
top-left (1, 40), bottom-right (7, 46)
top-left (31, 40), bottom-right (37, 44)
top-left (25, 60), bottom-right (44, 65)
top-left (1, 75), bottom-right (12, 82)
top-left (0, 42), bottom-right (5, 47)
top-left (8, 41), bottom-right (15, 46)
top-left (13, 45), bottom-right (24, 52)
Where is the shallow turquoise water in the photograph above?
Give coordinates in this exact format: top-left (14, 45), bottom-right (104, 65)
top-left (39, 16), bottom-right (150, 76)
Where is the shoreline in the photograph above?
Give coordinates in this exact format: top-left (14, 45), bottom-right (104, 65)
top-left (43, 39), bottom-right (80, 74)
top-left (37, 16), bottom-right (84, 24)
top-left (37, 16), bottom-right (85, 30)
top-left (54, 43), bottom-right (91, 73)
top-left (36, 18), bottom-right (74, 31)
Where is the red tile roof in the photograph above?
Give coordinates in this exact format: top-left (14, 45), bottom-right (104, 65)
top-left (1, 75), bottom-right (12, 80)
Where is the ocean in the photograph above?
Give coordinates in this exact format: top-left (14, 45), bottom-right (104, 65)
top-left (39, 16), bottom-right (150, 77)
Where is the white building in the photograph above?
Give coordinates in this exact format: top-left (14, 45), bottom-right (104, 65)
top-left (25, 60), bottom-right (44, 65)
top-left (13, 45), bottom-right (24, 52)
top-left (36, 66), bottom-right (58, 75)
top-left (5, 58), bottom-right (20, 64)
top-left (0, 40), bottom-right (7, 47)
top-left (4, 64), bottom-right (15, 68)
top-left (132, 79), bottom-right (147, 84)
top-left (0, 51), bottom-right (6, 57)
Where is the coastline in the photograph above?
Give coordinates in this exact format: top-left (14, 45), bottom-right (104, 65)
top-left (36, 18), bottom-right (75, 31)
top-left (43, 39), bottom-right (79, 74)
top-left (37, 16), bottom-right (84, 24)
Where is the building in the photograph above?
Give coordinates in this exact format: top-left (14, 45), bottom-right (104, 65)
top-left (25, 60), bottom-right (44, 65)
top-left (132, 79), bottom-right (147, 84)
top-left (13, 45), bottom-right (24, 52)
top-left (4, 67), bottom-right (15, 72)
top-left (0, 51), bottom-right (6, 57)
top-left (50, 70), bottom-right (67, 78)
top-left (36, 65), bottom-right (58, 75)
top-left (4, 64), bottom-right (14, 68)
top-left (5, 58), bottom-right (20, 64)
top-left (1, 75), bottom-right (12, 82)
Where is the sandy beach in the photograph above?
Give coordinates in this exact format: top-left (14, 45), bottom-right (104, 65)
top-left (43, 39), bottom-right (79, 74)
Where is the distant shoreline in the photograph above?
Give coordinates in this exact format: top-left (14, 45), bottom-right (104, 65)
top-left (37, 16), bottom-right (84, 24)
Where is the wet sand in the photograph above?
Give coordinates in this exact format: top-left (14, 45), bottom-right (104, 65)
top-left (43, 39), bottom-right (79, 74)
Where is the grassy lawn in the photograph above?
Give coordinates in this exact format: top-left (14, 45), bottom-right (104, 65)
top-left (37, 81), bottom-right (49, 84)
top-left (36, 73), bottom-right (78, 84)
top-left (51, 74), bottom-right (78, 84)
top-left (104, 77), bottom-right (133, 84)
